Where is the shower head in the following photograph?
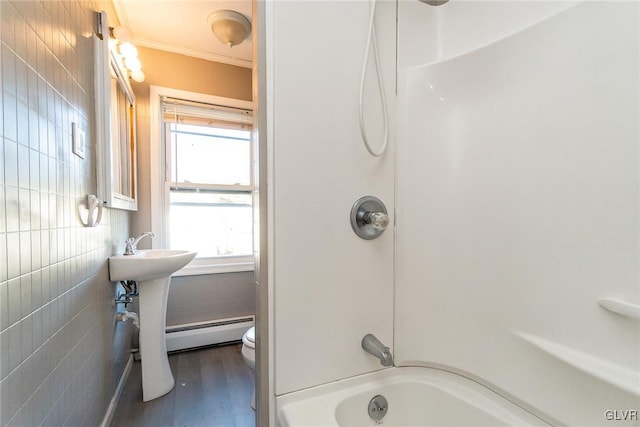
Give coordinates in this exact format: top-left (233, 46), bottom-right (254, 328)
top-left (418, 0), bottom-right (449, 5)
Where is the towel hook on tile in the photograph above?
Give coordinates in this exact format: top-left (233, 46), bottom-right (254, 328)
top-left (79, 194), bottom-right (104, 227)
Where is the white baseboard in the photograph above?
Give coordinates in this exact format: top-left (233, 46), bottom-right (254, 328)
top-left (100, 354), bottom-right (133, 427)
top-left (165, 316), bottom-right (254, 352)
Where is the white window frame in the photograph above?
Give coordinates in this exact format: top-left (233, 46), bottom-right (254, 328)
top-left (149, 85), bottom-right (254, 276)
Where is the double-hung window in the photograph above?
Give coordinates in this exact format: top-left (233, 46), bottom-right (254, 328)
top-left (159, 95), bottom-right (253, 275)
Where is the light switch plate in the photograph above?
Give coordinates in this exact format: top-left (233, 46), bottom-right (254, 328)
top-left (72, 122), bottom-right (86, 159)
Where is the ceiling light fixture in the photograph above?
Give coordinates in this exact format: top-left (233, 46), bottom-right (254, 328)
top-left (207, 10), bottom-right (251, 48)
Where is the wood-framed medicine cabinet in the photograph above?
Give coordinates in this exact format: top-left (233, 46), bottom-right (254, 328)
top-left (94, 11), bottom-right (138, 211)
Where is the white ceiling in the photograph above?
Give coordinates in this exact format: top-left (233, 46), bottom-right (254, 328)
top-left (113, 0), bottom-right (253, 68)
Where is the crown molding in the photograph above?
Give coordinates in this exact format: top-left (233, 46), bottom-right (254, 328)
top-left (133, 38), bottom-right (253, 69)
top-left (111, 0), bottom-right (252, 69)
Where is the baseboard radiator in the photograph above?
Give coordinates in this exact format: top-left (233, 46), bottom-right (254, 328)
top-left (165, 315), bottom-right (255, 352)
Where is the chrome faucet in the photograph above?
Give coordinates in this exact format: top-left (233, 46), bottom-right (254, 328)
top-left (362, 334), bottom-right (394, 367)
top-left (124, 232), bottom-right (155, 255)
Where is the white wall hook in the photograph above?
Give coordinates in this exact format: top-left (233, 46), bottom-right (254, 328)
top-left (80, 194), bottom-right (104, 227)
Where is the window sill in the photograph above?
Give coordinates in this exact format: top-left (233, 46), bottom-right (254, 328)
top-left (172, 257), bottom-right (254, 277)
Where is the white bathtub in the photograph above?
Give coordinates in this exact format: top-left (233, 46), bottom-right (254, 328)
top-left (277, 367), bottom-right (549, 426)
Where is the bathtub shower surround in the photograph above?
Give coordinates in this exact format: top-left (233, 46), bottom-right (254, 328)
top-left (265, 0), bottom-right (639, 425)
top-left (396, 1), bottom-right (639, 423)
top-left (269, 0), bottom-right (396, 397)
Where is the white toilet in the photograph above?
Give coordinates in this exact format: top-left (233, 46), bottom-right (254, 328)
top-left (241, 326), bottom-right (256, 409)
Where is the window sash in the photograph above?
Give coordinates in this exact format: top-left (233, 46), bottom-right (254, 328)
top-left (168, 182), bottom-right (253, 192)
top-left (165, 122), bottom-right (252, 188)
top-left (160, 94), bottom-right (254, 268)
top-left (168, 188), bottom-right (253, 258)
top-left (162, 96), bottom-right (252, 131)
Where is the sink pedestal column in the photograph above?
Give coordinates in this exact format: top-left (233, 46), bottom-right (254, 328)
top-left (108, 249), bottom-right (196, 401)
top-left (138, 276), bottom-right (174, 402)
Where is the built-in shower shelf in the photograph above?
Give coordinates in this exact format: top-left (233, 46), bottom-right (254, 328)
top-left (516, 332), bottom-right (640, 397)
top-left (598, 298), bottom-right (640, 320)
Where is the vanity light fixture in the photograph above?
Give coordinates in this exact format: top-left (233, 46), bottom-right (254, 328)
top-left (110, 26), bottom-right (145, 82)
top-left (207, 10), bottom-right (251, 48)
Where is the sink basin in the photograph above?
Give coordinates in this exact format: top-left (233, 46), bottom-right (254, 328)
top-left (108, 248), bottom-right (197, 401)
top-left (109, 249), bottom-right (196, 282)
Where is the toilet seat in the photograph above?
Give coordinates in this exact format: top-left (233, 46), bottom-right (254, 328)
top-left (241, 326), bottom-right (256, 410)
top-left (243, 326), bottom-right (255, 350)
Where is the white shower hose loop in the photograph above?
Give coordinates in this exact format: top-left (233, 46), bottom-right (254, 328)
top-left (359, 0), bottom-right (389, 158)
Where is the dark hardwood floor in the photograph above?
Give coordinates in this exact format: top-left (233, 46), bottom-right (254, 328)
top-left (110, 343), bottom-right (255, 427)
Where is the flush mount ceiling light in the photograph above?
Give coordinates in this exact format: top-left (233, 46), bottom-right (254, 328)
top-left (207, 10), bottom-right (251, 48)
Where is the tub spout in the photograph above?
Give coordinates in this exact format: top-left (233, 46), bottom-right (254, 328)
top-left (362, 334), bottom-right (394, 367)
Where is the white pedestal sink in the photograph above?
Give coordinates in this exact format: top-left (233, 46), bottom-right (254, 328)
top-left (109, 249), bottom-right (196, 401)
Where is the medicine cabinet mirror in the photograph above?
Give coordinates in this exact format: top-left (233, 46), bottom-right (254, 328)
top-left (94, 11), bottom-right (138, 211)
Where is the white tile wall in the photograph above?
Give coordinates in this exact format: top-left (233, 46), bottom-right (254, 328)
top-left (1, 1), bottom-right (132, 426)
